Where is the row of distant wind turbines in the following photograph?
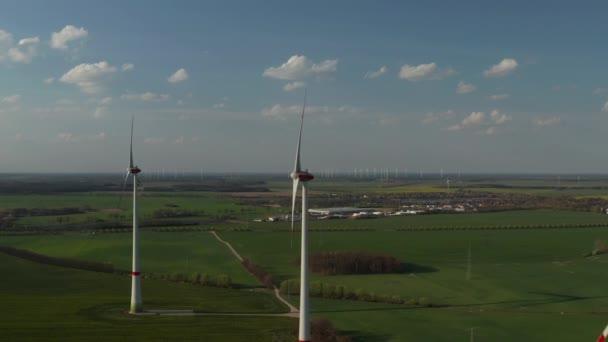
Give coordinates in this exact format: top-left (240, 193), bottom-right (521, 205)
top-left (122, 91), bottom-right (314, 341)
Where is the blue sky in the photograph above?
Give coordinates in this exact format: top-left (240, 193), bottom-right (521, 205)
top-left (1, 0), bottom-right (608, 173)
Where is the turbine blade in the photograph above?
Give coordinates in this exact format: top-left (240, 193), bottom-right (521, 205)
top-left (117, 171), bottom-right (131, 211)
top-left (291, 178), bottom-right (299, 248)
top-left (130, 116), bottom-right (134, 168)
top-left (293, 89), bottom-right (306, 172)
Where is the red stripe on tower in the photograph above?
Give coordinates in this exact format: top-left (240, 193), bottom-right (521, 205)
top-left (132, 271), bottom-right (141, 276)
top-left (598, 335), bottom-right (605, 342)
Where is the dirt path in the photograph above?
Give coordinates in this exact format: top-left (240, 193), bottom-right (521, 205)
top-left (210, 231), bottom-right (299, 314)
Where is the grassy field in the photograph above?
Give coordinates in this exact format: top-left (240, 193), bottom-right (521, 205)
top-left (0, 231), bottom-right (260, 287)
top-left (218, 226), bottom-right (608, 340)
top-left (0, 253), bottom-right (292, 341)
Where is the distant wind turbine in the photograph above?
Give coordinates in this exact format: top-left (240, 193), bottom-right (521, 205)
top-left (121, 116), bottom-right (143, 313)
top-left (290, 90), bottom-right (314, 342)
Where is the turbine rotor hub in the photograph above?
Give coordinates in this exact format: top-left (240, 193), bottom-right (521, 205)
top-left (129, 167), bottom-right (142, 174)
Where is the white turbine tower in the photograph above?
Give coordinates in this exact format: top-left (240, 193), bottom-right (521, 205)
top-left (122, 117), bottom-right (143, 313)
top-left (290, 91), bottom-right (314, 342)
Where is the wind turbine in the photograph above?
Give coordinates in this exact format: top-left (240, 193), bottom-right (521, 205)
top-left (122, 116), bottom-right (143, 314)
top-left (290, 90), bottom-right (314, 342)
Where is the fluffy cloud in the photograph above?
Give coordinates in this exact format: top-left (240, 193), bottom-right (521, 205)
top-left (261, 104), bottom-right (331, 120)
top-left (60, 61), bottom-right (118, 94)
top-left (93, 107), bottom-right (106, 119)
top-left (593, 88), bottom-right (608, 95)
top-left (121, 63), bottom-right (134, 71)
top-left (484, 58), bottom-right (518, 77)
top-left (121, 92), bottom-right (169, 102)
top-left (56, 132), bottom-right (79, 143)
top-left (490, 109), bottom-right (512, 125)
top-left (263, 55), bottom-right (338, 80)
top-left (99, 97), bottom-right (112, 105)
top-left (1, 94), bottom-right (21, 104)
top-left (534, 116), bottom-right (561, 127)
top-left (603, 101), bottom-right (608, 112)
top-left (212, 102), bottom-right (225, 109)
top-left (364, 66), bottom-right (388, 79)
top-left (44, 77), bottom-right (55, 84)
top-left (144, 137), bottom-right (165, 144)
top-left (462, 111), bottom-right (485, 127)
top-left (490, 93), bottom-right (510, 100)
top-left (481, 126), bottom-right (496, 136)
top-left (421, 110), bottom-right (454, 125)
top-left (168, 68), bottom-right (189, 83)
top-left (7, 36), bottom-right (40, 63)
top-left (456, 81), bottom-right (476, 94)
top-left (50, 25), bottom-right (88, 50)
top-left (398, 63), bottom-right (454, 81)
top-left (284, 81), bottom-right (306, 92)
top-left (0, 31), bottom-right (40, 64)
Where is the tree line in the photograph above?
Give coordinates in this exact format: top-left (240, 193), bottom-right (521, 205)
top-left (305, 251), bottom-right (401, 275)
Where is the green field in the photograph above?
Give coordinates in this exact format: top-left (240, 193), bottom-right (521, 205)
top-left (0, 253), bottom-right (292, 341)
top-left (0, 231), bottom-right (259, 287)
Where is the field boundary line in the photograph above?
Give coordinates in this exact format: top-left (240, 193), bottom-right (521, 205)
top-left (210, 231), bottom-right (298, 313)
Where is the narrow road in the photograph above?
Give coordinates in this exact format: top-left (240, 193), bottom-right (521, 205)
top-left (210, 231), bottom-right (299, 314)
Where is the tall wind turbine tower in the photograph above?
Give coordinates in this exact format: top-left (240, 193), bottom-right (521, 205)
top-left (290, 90), bottom-right (314, 342)
top-left (122, 117), bottom-right (143, 313)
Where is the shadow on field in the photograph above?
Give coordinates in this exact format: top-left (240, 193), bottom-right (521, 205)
top-left (400, 262), bottom-right (437, 274)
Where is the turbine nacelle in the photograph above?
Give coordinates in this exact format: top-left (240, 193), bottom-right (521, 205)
top-left (291, 171), bottom-right (314, 182)
top-left (128, 166), bottom-right (142, 175)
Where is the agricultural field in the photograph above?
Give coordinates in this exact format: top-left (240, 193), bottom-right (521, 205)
top-left (0, 253), bottom-right (292, 341)
top-left (3, 174), bottom-right (608, 341)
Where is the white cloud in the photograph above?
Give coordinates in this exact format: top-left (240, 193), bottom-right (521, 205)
top-left (263, 55), bottom-right (338, 80)
top-left (398, 62), bottom-right (454, 81)
top-left (121, 92), bottom-right (169, 102)
top-left (456, 81), bottom-right (476, 94)
top-left (44, 77), bottom-right (55, 84)
top-left (121, 63), bottom-right (134, 72)
top-left (446, 124), bottom-right (462, 131)
top-left (284, 81), bottom-right (306, 92)
top-left (490, 93), bottom-right (510, 100)
top-left (0, 30), bottom-right (13, 61)
top-left (261, 104), bottom-right (330, 120)
top-left (364, 66), bottom-right (387, 79)
top-left (93, 106), bottom-right (106, 119)
top-left (99, 97), bottom-right (112, 105)
top-left (534, 116), bottom-right (561, 127)
top-left (60, 61), bottom-right (118, 94)
top-left (593, 88), bottom-right (608, 95)
top-left (421, 110), bottom-right (454, 125)
top-left (0, 33), bottom-right (40, 64)
top-left (168, 68), bottom-right (189, 83)
top-left (481, 126), bottom-right (496, 136)
top-left (50, 25), bottom-right (88, 50)
top-left (91, 132), bottom-right (106, 140)
top-left (490, 109), bottom-right (512, 125)
top-left (484, 58), bottom-right (518, 77)
top-left (462, 111), bottom-right (485, 127)
top-left (174, 136), bottom-right (184, 144)
top-left (603, 101), bottom-right (608, 112)
top-left (213, 102), bottom-right (225, 109)
top-left (144, 137), bottom-right (165, 144)
top-left (1, 94), bottom-right (21, 104)
top-left (56, 132), bottom-right (79, 143)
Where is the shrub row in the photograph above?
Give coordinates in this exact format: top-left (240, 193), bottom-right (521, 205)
top-left (279, 279), bottom-right (435, 307)
top-left (397, 222), bottom-right (608, 232)
top-left (144, 272), bottom-right (233, 288)
top-left (241, 258), bottom-right (274, 289)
